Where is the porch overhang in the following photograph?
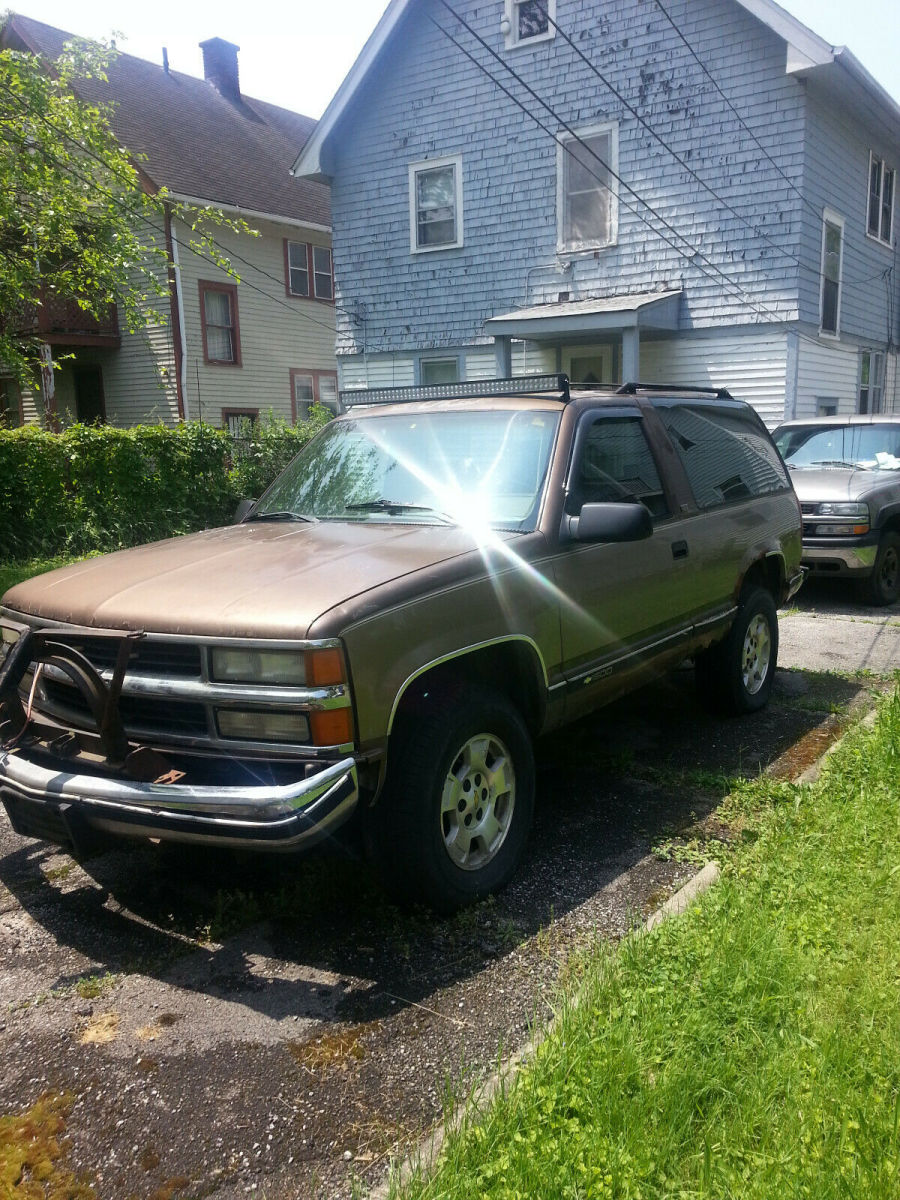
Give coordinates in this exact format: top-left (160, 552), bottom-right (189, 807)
top-left (483, 290), bottom-right (682, 341)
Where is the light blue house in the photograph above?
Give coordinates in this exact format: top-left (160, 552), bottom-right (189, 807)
top-left (293, 0), bottom-right (899, 424)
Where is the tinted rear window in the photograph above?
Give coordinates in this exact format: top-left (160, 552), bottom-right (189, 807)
top-left (657, 402), bottom-right (789, 510)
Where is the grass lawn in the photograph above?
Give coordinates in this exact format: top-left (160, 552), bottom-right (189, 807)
top-left (0, 557), bottom-right (77, 598)
top-left (397, 686), bottom-right (900, 1199)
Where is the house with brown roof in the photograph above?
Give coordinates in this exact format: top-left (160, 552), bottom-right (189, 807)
top-left (1, 15), bottom-right (336, 430)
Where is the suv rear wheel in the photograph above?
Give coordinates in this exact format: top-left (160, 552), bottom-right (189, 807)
top-left (371, 684), bottom-right (535, 912)
top-left (696, 586), bottom-right (778, 715)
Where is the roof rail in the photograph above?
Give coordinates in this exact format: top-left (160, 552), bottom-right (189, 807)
top-left (340, 374), bottom-right (571, 408)
top-left (616, 381), bottom-right (734, 400)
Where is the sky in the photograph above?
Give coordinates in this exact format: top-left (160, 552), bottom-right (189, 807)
top-left (6, 0), bottom-right (899, 117)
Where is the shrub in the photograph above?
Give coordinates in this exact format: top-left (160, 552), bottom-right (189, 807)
top-left (0, 408), bottom-right (331, 561)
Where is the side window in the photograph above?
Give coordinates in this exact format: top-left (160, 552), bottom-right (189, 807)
top-left (658, 404), bottom-right (789, 510)
top-left (567, 416), bottom-right (669, 517)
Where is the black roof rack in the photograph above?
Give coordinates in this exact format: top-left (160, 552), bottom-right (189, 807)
top-left (340, 374), bottom-right (571, 408)
top-left (615, 381), bottom-right (734, 400)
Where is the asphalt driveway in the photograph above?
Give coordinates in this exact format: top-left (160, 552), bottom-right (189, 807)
top-left (0, 578), bottom-right (895, 1200)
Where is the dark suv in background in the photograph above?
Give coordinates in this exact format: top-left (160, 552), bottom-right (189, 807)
top-left (773, 415), bottom-right (900, 606)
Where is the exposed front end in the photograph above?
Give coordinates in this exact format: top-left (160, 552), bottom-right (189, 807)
top-left (0, 612), bottom-right (359, 857)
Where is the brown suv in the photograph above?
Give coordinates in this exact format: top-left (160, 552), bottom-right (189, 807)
top-left (0, 378), bottom-right (802, 910)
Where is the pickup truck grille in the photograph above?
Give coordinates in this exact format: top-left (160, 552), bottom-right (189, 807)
top-left (65, 637), bottom-right (201, 678)
top-left (41, 678), bottom-right (209, 738)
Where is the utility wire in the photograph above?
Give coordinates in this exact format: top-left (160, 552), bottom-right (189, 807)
top-left (532, 0), bottom-right (823, 285)
top-left (436, 3), bottom-right (793, 327)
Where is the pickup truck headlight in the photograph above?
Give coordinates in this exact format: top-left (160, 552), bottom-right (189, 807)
top-left (810, 501), bottom-right (870, 537)
top-left (217, 709), bottom-right (311, 743)
top-left (210, 647), bottom-right (346, 688)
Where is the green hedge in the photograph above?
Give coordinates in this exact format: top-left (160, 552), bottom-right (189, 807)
top-left (0, 410), bottom-right (330, 561)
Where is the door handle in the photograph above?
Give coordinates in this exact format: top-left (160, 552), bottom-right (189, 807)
top-left (671, 540), bottom-right (689, 560)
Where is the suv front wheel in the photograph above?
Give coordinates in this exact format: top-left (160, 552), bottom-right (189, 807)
top-left (861, 531), bottom-right (900, 607)
top-left (371, 685), bottom-right (535, 912)
top-left (696, 586), bottom-right (778, 715)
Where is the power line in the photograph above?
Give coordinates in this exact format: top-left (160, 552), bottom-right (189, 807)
top-left (435, 2), bottom-right (794, 327)
top-left (532, 0), bottom-right (822, 286)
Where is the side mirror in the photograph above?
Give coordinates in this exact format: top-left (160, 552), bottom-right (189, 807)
top-left (564, 501), bottom-right (653, 543)
top-left (233, 498), bottom-right (257, 524)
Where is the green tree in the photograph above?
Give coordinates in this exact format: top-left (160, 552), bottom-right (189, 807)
top-left (0, 31), bottom-right (242, 384)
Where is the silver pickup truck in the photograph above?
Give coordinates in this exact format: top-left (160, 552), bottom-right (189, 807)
top-left (1, 378), bottom-right (802, 910)
top-left (773, 415), bottom-right (900, 606)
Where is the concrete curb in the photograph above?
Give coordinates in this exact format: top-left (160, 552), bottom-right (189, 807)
top-left (367, 859), bottom-right (721, 1199)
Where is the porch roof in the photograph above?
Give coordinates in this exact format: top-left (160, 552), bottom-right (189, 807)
top-left (483, 290), bottom-right (682, 340)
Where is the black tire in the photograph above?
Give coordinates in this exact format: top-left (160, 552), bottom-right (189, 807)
top-left (695, 586), bottom-right (779, 716)
top-left (369, 684), bottom-right (535, 913)
top-left (861, 532), bottom-right (900, 607)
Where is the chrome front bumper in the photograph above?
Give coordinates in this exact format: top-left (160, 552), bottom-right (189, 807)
top-left (0, 751), bottom-right (359, 853)
top-left (801, 539), bottom-right (878, 577)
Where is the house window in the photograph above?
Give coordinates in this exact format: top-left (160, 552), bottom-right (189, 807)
top-left (285, 241), bottom-right (334, 301)
top-left (816, 398), bottom-right (839, 416)
top-left (199, 281), bottom-right (241, 365)
top-left (291, 369), bottom-right (340, 421)
top-left (504, 0), bottom-right (556, 48)
top-left (223, 408), bottom-right (258, 436)
top-left (867, 153), bottom-right (895, 245)
top-left (858, 351), bottom-right (885, 414)
top-left (558, 125), bottom-right (617, 252)
top-left (819, 212), bottom-right (844, 337)
top-left (420, 358), bottom-right (460, 385)
top-left (409, 156), bottom-right (463, 252)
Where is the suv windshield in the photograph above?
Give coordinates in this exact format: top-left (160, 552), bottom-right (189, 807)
top-left (253, 408), bottom-right (560, 530)
top-left (774, 423), bottom-right (900, 471)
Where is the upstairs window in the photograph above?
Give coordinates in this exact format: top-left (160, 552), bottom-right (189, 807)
top-left (409, 156), bottom-right (463, 252)
top-left (867, 153), bottom-right (895, 245)
top-left (819, 211), bottom-right (844, 337)
top-left (558, 125), bottom-right (617, 252)
top-left (504, 0), bottom-right (556, 48)
top-left (858, 350), bottom-right (885, 414)
top-left (200, 281), bottom-right (241, 365)
top-left (286, 241), bottom-right (334, 301)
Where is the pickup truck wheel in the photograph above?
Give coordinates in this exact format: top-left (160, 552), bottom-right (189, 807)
top-left (374, 687), bottom-right (535, 913)
top-left (696, 586), bottom-right (778, 715)
top-left (861, 532), bottom-right (900, 606)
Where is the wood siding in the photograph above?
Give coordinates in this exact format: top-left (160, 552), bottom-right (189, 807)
top-left (175, 216), bottom-right (336, 426)
top-left (330, 0), bottom-right (806, 358)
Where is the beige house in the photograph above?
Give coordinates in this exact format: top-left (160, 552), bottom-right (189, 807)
top-left (1, 16), bottom-right (336, 430)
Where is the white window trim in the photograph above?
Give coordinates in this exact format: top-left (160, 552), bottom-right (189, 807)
top-left (858, 349), bottom-right (886, 415)
top-left (819, 207), bottom-right (844, 339)
top-left (866, 150), bottom-right (895, 248)
top-left (409, 155), bottom-right (464, 254)
top-left (502, 0), bottom-right (556, 50)
top-left (556, 122), bottom-right (619, 255)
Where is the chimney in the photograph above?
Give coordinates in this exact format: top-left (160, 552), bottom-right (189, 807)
top-left (199, 37), bottom-right (241, 102)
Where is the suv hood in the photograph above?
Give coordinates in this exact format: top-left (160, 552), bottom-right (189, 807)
top-left (2, 522), bottom-right (516, 639)
top-left (787, 466), bottom-right (880, 503)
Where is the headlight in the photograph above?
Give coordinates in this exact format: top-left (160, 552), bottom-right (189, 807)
top-left (814, 502), bottom-right (869, 518)
top-left (211, 648), bottom-right (306, 686)
top-left (210, 646), bottom-right (345, 687)
top-left (216, 709), bottom-right (311, 743)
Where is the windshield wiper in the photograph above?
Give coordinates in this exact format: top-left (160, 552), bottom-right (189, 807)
top-left (244, 510), bottom-right (316, 523)
top-left (807, 460), bottom-right (869, 470)
top-left (345, 499), bottom-right (452, 522)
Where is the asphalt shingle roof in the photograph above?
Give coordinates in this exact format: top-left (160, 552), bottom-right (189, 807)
top-left (4, 14), bottom-right (330, 226)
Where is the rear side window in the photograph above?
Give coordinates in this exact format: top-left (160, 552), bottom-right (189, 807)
top-left (657, 403), bottom-right (789, 510)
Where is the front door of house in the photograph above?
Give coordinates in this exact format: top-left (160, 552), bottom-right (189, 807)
top-left (74, 367), bottom-right (105, 424)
